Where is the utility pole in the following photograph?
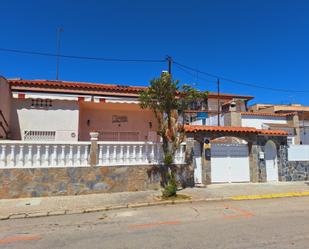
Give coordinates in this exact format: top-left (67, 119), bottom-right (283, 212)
top-left (56, 27), bottom-right (64, 80)
top-left (166, 56), bottom-right (172, 75)
top-left (217, 78), bottom-right (220, 126)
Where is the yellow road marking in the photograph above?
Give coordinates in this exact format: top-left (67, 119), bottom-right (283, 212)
top-left (231, 191), bottom-right (309, 201)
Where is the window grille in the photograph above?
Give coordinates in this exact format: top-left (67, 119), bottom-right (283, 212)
top-left (23, 130), bottom-right (56, 141)
top-left (31, 99), bottom-right (52, 108)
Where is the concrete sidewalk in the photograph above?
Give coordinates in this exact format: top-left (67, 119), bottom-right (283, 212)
top-left (0, 181), bottom-right (309, 220)
top-left (180, 181), bottom-right (309, 199)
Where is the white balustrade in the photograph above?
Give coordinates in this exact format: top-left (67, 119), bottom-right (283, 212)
top-left (96, 142), bottom-right (186, 166)
top-left (0, 141), bottom-right (186, 168)
top-left (0, 141), bottom-right (91, 168)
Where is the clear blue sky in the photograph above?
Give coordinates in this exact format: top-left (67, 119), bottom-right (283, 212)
top-left (1, 0), bottom-right (309, 105)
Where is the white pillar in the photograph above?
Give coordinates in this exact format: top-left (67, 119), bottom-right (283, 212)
top-left (180, 144), bottom-right (185, 163)
top-left (27, 145), bottom-right (33, 167)
top-left (69, 145), bottom-right (74, 166)
top-left (44, 145), bottom-right (50, 167)
top-left (61, 145), bottom-right (66, 166)
top-left (77, 145), bottom-right (81, 166)
top-left (126, 145), bottom-right (130, 164)
top-left (113, 145), bottom-right (117, 164)
top-left (99, 145), bottom-right (103, 165)
top-left (0, 145), bottom-right (6, 167)
top-left (156, 144), bottom-right (161, 163)
top-left (84, 145), bottom-right (89, 166)
top-left (106, 145), bottom-right (110, 164)
top-left (144, 144), bottom-right (148, 163)
top-left (36, 145), bottom-right (41, 167)
top-left (9, 145), bottom-right (15, 167)
top-left (132, 145), bottom-right (136, 163)
top-left (150, 144), bottom-right (155, 163)
top-left (119, 145), bottom-right (124, 164)
top-left (139, 145), bottom-right (143, 163)
top-left (52, 145), bottom-right (58, 166)
top-left (18, 145), bottom-right (24, 167)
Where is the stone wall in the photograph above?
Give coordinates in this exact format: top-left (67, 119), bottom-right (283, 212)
top-left (279, 146), bottom-right (309, 181)
top-left (0, 164), bottom-right (193, 199)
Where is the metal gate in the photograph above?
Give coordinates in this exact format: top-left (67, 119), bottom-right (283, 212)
top-left (211, 143), bottom-right (250, 183)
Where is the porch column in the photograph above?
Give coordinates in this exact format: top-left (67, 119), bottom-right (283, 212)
top-left (248, 140), bottom-right (262, 183)
top-left (202, 148), bottom-right (211, 184)
top-left (89, 132), bottom-right (99, 166)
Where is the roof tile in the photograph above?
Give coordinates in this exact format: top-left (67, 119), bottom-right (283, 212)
top-left (8, 80), bottom-right (253, 100)
top-left (184, 125), bottom-right (288, 136)
top-left (241, 112), bottom-right (296, 117)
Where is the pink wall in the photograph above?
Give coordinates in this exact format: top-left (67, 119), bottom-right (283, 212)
top-left (0, 77), bottom-right (11, 139)
top-left (79, 102), bottom-right (159, 141)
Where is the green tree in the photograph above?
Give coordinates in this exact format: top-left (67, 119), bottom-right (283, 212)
top-left (139, 72), bottom-right (208, 197)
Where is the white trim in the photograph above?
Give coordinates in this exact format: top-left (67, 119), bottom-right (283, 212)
top-left (12, 91), bottom-right (140, 104)
top-left (13, 92), bottom-right (80, 101)
top-left (94, 96), bottom-right (139, 104)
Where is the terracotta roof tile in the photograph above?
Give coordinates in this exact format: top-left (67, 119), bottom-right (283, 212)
top-left (184, 125), bottom-right (288, 136)
top-left (9, 79), bottom-right (146, 96)
top-left (241, 112), bottom-right (296, 117)
top-left (184, 125), bottom-right (257, 133)
top-left (257, 129), bottom-right (288, 136)
top-left (8, 79), bottom-right (253, 100)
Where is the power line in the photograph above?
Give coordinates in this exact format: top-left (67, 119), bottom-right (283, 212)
top-left (174, 61), bottom-right (309, 93)
top-left (0, 48), bottom-right (165, 63)
top-left (174, 63), bottom-right (219, 88)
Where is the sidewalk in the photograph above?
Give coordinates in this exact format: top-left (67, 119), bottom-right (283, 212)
top-left (180, 181), bottom-right (309, 199)
top-left (0, 181), bottom-right (309, 220)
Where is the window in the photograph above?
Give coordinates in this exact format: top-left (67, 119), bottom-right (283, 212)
top-left (31, 99), bottom-right (52, 108)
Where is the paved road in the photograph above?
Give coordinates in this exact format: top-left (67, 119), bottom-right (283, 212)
top-left (1, 197), bottom-right (309, 249)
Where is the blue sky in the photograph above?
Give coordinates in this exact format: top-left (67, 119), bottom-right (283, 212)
top-left (1, 0), bottom-right (309, 105)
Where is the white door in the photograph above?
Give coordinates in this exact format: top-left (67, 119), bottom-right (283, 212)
top-left (193, 142), bottom-right (203, 184)
top-left (211, 144), bottom-right (250, 183)
top-left (265, 141), bottom-right (278, 182)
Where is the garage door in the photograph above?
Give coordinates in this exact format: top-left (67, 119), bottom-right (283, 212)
top-left (211, 143), bottom-right (250, 183)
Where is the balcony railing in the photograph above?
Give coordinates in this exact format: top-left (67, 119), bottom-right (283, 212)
top-left (0, 141), bottom-right (186, 168)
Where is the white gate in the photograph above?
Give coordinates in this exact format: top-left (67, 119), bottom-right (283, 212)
top-left (211, 143), bottom-right (250, 183)
top-left (193, 142), bottom-right (202, 184)
top-left (265, 141), bottom-right (278, 182)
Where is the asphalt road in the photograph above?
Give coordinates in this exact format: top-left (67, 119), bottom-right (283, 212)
top-left (1, 197), bottom-right (309, 249)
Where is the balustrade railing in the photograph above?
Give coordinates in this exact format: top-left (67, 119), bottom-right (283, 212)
top-left (0, 141), bottom-right (186, 168)
top-left (0, 141), bottom-right (91, 168)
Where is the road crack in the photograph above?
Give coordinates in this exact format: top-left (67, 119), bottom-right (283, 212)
top-left (190, 206), bottom-right (200, 218)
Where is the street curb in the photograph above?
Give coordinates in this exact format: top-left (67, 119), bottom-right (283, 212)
top-left (1, 192), bottom-right (309, 221)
